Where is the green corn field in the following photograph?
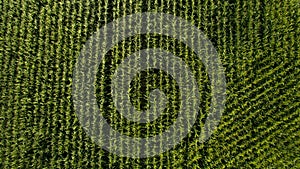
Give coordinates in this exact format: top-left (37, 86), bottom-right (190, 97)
top-left (1, 0), bottom-right (299, 168)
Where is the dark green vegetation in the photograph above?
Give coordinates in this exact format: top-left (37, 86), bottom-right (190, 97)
top-left (1, 0), bottom-right (299, 168)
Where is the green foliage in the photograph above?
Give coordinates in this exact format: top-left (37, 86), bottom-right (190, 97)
top-left (1, 0), bottom-right (299, 168)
